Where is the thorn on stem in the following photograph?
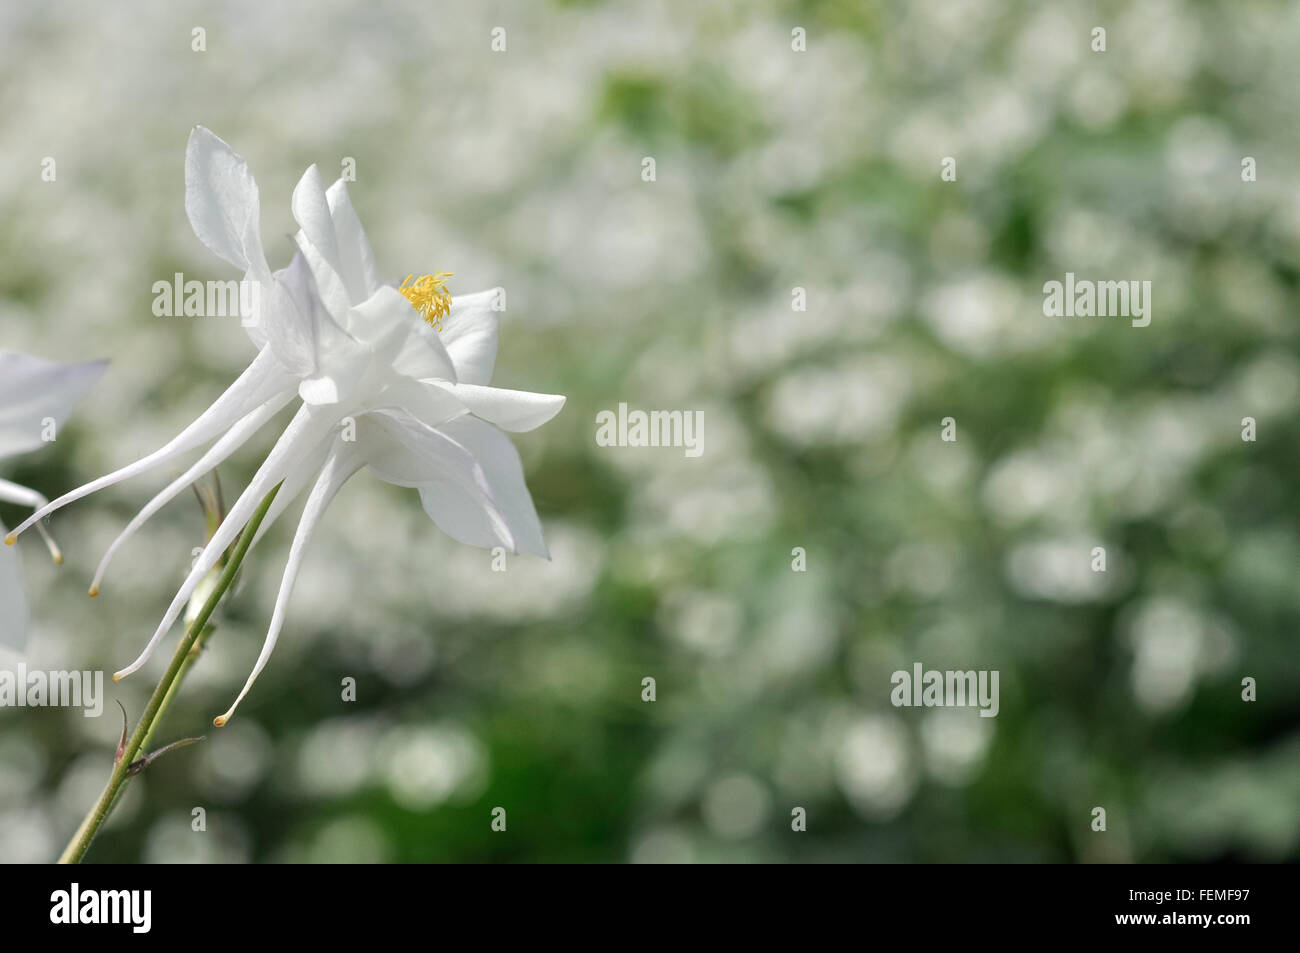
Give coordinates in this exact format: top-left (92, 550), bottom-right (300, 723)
top-left (114, 700), bottom-right (128, 765)
top-left (127, 736), bottom-right (205, 777)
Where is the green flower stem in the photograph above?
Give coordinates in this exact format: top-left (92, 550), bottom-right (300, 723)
top-left (96, 621), bottom-right (214, 825)
top-left (57, 483), bottom-right (281, 865)
top-left (136, 621), bottom-right (214, 756)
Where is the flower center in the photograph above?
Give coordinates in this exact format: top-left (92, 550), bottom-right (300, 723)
top-left (399, 272), bottom-right (454, 331)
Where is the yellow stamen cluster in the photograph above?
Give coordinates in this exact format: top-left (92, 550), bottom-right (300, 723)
top-left (399, 272), bottom-right (454, 331)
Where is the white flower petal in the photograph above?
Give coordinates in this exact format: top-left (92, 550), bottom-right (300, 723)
top-left (0, 479), bottom-right (42, 508)
top-left (88, 393), bottom-right (292, 596)
top-left (291, 164), bottom-right (353, 321)
top-left (298, 377), bottom-right (340, 405)
top-left (359, 410), bottom-right (515, 550)
top-left (0, 351), bottom-right (107, 459)
top-left (114, 404), bottom-right (341, 681)
top-left (432, 415), bottom-right (549, 557)
top-left (390, 317), bottom-right (458, 383)
top-left (358, 409), bottom-right (483, 489)
top-left (0, 478), bottom-right (62, 562)
top-left (265, 254), bottom-right (367, 405)
top-left (433, 382), bottom-right (565, 433)
top-left (379, 377), bottom-right (467, 430)
top-left (326, 178), bottom-right (381, 303)
top-left (216, 442), bottom-right (363, 726)
top-left (292, 235), bottom-right (352, 324)
top-left (440, 290), bottom-right (500, 385)
top-left (291, 165), bottom-right (341, 267)
top-left (416, 475), bottom-right (515, 554)
top-left (4, 347), bottom-right (292, 543)
top-left (346, 286), bottom-right (419, 358)
top-left (185, 126), bottom-right (268, 277)
top-left (250, 430), bottom-right (339, 548)
top-left (363, 411), bottom-right (548, 557)
top-left (260, 254), bottom-right (333, 378)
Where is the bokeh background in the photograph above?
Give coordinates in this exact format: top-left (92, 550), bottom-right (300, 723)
top-left (2, 0), bottom-right (1299, 863)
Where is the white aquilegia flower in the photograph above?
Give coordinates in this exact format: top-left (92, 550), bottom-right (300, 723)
top-left (5, 128), bottom-right (565, 720)
top-left (0, 350), bottom-right (106, 650)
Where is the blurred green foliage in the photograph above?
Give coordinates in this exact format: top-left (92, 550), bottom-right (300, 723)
top-left (1, 0), bottom-right (1299, 863)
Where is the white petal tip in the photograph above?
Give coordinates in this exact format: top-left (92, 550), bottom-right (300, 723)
top-left (521, 539), bottom-right (551, 561)
top-left (298, 377), bottom-right (340, 405)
